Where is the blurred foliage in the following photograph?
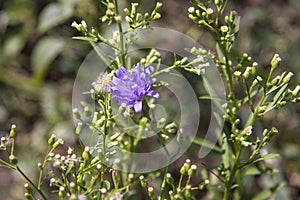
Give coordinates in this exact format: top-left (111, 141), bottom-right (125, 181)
top-left (0, 0), bottom-right (300, 199)
top-left (0, 0), bottom-right (103, 199)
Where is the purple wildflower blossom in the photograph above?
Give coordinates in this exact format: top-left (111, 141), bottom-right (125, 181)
top-left (109, 63), bottom-right (160, 113)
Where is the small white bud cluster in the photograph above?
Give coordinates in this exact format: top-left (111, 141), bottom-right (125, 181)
top-left (51, 147), bottom-right (81, 170)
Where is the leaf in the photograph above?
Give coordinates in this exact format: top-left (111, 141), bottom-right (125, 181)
top-left (3, 33), bottom-right (26, 59)
top-left (72, 36), bottom-right (98, 42)
top-left (266, 82), bottom-right (286, 95)
top-left (254, 153), bottom-right (280, 163)
top-left (244, 167), bottom-right (260, 176)
top-left (233, 16), bottom-right (241, 33)
top-left (37, 1), bottom-right (75, 33)
top-left (216, 43), bottom-right (224, 61)
top-left (190, 136), bottom-right (222, 152)
top-left (244, 166), bottom-right (279, 176)
top-left (31, 37), bottom-right (65, 85)
top-left (89, 42), bottom-right (112, 66)
top-left (253, 182), bottom-right (286, 200)
top-left (103, 180), bottom-right (111, 190)
top-left (268, 84), bottom-right (288, 108)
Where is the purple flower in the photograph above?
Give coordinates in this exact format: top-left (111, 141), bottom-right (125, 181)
top-left (109, 63), bottom-right (160, 113)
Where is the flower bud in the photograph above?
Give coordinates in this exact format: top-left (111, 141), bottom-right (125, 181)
top-left (188, 164), bottom-right (197, 176)
top-left (59, 186), bottom-right (66, 198)
top-left (82, 146), bottom-right (90, 161)
top-left (114, 16), bottom-right (121, 23)
top-left (139, 175), bottom-right (148, 188)
top-left (131, 3), bottom-right (138, 16)
top-left (283, 72), bottom-right (294, 83)
top-left (292, 85), bottom-right (300, 97)
top-left (243, 66), bottom-right (252, 79)
top-left (252, 62), bottom-right (258, 75)
top-left (53, 138), bottom-right (64, 149)
top-left (100, 188), bottom-right (107, 194)
top-left (148, 187), bottom-right (154, 198)
top-left (108, 3), bottom-right (115, 9)
top-left (125, 16), bottom-right (133, 24)
top-left (71, 21), bottom-right (80, 30)
top-left (73, 108), bottom-right (81, 120)
top-left (124, 8), bottom-right (130, 15)
top-left (24, 183), bottom-right (32, 194)
top-left (81, 20), bottom-right (87, 29)
top-left (128, 173), bottom-right (134, 183)
top-left (9, 155), bottom-right (18, 165)
top-left (48, 134), bottom-right (57, 145)
top-left (271, 53), bottom-right (281, 69)
top-left (230, 11), bottom-right (237, 21)
top-left (154, 2), bottom-right (163, 12)
top-left (76, 122), bottom-right (83, 135)
top-left (166, 173), bottom-right (174, 184)
top-left (184, 185), bottom-right (192, 198)
top-left (10, 124), bottom-right (17, 138)
top-left (188, 7), bottom-right (195, 13)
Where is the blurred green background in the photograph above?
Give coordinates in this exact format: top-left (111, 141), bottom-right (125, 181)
top-left (0, 0), bottom-right (299, 199)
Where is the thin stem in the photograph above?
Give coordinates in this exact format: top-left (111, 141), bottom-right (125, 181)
top-left (38, 146), bottom-right (52, 190)
top-left (157, 135), bottom-right (171, 200)
top-left (0, 159), bottom-right (16, 169)
top-left (16, 166), bottom-right (47, 200)
top-left (114, 0), bottom-right (126, 67)
top-left (223, 149), bottom-right (242, 200)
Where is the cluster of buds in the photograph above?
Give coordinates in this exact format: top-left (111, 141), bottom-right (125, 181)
top-left (0, 135), bottom-right (12, 150)
top-left (24, 183), bottom-right (33, 200)
top-left (159, 122), bottom-right (178, 140)
top-left (50, 146), bottom-right (81, 171)
top-left (71, 20), bottom-right (104, 43)
top-left (101, 2), bottom-right (121, 24)
top-left (191, 4), bottom-right (239, 44)
top-left (188, 6), bottom-right (214, 28)
top-left (187, 47), bottom-right (213, 75)
top-left (262, 127), bottom-right (278, 146)
top-left (140, 49), bottom-right (161, 66)
top-left (166, 159), bottom-right (201, 199)
top-left (48, 134), bottom-right (64, 150)
top-left (124, 2), bottom-right (162, 29)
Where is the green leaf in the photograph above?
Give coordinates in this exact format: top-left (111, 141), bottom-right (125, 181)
top-left (216, 43), bottom-right (224, 61)
top-left (3, 33), bottom-right (26, 59)
top-left (254, 153), bottom-right (280, 163)
top-left (233, 16), bottom-right (241, 33)
top-left (72, 36), bottom-right (98, 42)
top-left (244, 167), bottom-right (261, 176)
top-left (190, 136), bottom-right (222, 152)
top-left (244, 166), bottom-right (279, 176)
top-left (253, 182), bottom-right (286, 200)
top-left (31, 37), bottom-right (65, 85)
top-left (37, 1), bottom-right (75, 33)
top-left (103, 180), bottom-right (111, 190)
top-left (266, 82), bottom-right (286, 95)
top-left (268, 84), bottom-right (288, 108)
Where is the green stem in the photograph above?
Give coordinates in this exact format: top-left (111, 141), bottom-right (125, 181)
top-left (223, 149), bottom-right (242, 200)
top-left (157, 136), bottom-right (171, 200)
top-left (0, 159), bottom-right (16, 169)
top-left (17, 166), bottom-right (47, 200)
top-left (38, 146), bottom-right (52, 190)
top-left (114, 0), bottom-right (126, 67)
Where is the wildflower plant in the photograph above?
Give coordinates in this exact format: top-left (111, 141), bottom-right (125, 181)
top-left (0, 0), bottom-right (299, 200)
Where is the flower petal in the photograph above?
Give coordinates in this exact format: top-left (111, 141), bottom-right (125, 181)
top-left (134, 100), bottom-right (143, 113)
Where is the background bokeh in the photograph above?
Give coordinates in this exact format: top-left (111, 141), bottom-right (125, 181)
top-left (0, 0), bottom-right (299, 199)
